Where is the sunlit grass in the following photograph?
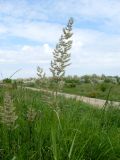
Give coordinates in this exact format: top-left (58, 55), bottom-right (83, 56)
top-left (0, 87), bottom-right (120, 160)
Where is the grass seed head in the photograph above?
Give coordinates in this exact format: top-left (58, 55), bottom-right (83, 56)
top-left (27, 107), bottom-right (37, 122)
top-left (0, 92), bottom-right (18, 129)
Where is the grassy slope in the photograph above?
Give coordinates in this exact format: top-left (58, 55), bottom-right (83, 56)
top-left (25, 82), bottom-right (120, 101)
top-left (0, 88), bottom-right (120, 160)
top-left (63, 83), bottom-right (120, 101)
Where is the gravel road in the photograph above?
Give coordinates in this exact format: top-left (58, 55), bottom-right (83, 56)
top-left (25, 87), bottom-right (120, 108)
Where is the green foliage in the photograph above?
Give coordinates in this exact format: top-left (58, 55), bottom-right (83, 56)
top-left (100, 83), bottom-right (107, 92)
top-left (0, 88), bottom-right (120, 159)
top-left (83, 75), bottom-right (90, 83)
top-left (104, 78), bottom-right (111, 83)
top-left (64, 77), bottom-right (80, 84)
top-left (65, 82), bottom-right (76, 88)
top-left (3, 78), bottom-right (12, 84)
top-left (63, 79), bottom-right (120, 101)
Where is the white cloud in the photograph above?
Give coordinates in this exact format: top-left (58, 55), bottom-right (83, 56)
top-left (1, 0), bottom-right (120, 29)
top-left (6, 22), bottom-right (62, 43)
top-left (0, 44), bottom-right (53, 64)
top-left (0, 43), bottom-right (53, 78)
top-left (53, 0), bottom-right (120, 20)
top-left (0, 0), bottom-right (48, 21)
top-left (0, 0), bottom-right (120, 77)
top-left (68, 28), bottom-right (120, 75)
top-left (0, 25), bottom-right (8, 34)
top-left (0, 26), bottom-right (120, 76)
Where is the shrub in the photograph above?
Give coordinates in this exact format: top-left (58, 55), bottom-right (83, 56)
top-left (87, 91), bottom-right (97, 98)
top-left (65, 82), bottom-right (76, 88)
top-left (104, 78), bottom-right (111, 83)
top-left (100, 83), bottom-right (107, 92)
top-left (3, 78), bottom-right (12, 84)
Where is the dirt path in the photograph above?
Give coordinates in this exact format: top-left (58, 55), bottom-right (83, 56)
top-left (25, 87), bottom-right (120, 108)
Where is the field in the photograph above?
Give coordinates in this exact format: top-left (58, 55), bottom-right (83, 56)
top-left (25, 79), bottom-right (120, 102)
top-left (63, 82), bottom-right (120, 102)
top-left (0, 87), bottom-right (120, 160)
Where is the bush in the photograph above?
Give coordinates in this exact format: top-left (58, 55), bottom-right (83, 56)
top-left (64, 78), bottom-right (80, 84)
top-left (100, 83), bottom-right (107, 92)
top-left (3, 78), bottom-right (12, 84)
top-left (87, 91), bottom-right (97, 98)
top-left (104, 78), bottom-right (111, 83)
top-left (65, 82), bottom-right (76, 88)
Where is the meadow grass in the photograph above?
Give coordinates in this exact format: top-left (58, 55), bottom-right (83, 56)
top-left (25, 81), bottom-right (120, 101)
top-left (0, 87), bottom-right (120, 160)
top-left (63, 83), bottom-right (120, 101)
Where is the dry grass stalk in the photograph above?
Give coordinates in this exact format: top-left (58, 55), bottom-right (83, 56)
top-left (0, 92), bottom-right (18, 128)
top-left (27, 107), bottom-right (37, 122)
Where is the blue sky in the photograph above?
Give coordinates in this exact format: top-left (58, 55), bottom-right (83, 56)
top-left (0, 0), bottom-right (120, 79)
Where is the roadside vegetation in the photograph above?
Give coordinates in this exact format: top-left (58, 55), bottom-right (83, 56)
top-left (0, 86), bottom-right (120, 160)
top-left (15, 74), bottom-right (120, 102)
top-left (62, 75), bottom-right (120, 101)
